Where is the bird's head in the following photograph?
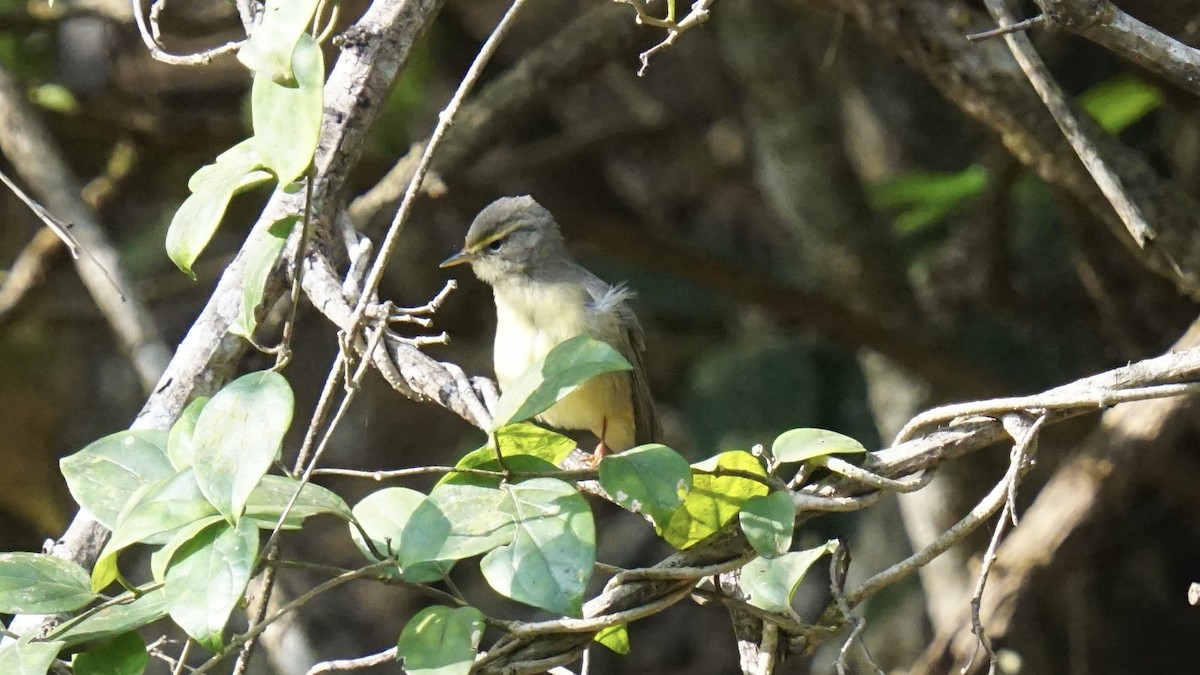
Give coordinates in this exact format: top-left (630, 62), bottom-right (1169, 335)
top-left (440, 195), bottom-right (569, 286)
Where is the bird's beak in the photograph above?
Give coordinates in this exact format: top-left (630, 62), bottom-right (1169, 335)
top-left (439, 249), bottom-right (476, 268)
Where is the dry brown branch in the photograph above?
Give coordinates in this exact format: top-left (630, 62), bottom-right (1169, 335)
top-left (1033, 0), bottom-right (1200, 96)
top-left (804, 0), bottom-right (1200, 297)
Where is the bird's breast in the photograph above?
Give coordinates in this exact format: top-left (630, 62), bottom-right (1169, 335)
top-left (492, 281), bottom-right (589, 389)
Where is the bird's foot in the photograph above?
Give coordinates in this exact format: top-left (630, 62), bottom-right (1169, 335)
top-left (586, 441), bottom-right (612, 468)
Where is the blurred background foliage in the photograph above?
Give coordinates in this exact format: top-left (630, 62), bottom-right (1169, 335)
top-left (1, 0), bottom-right (1199, 673)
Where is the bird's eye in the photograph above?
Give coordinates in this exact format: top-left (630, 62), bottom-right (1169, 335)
top-left (487, 240), bottom-right (504, 252)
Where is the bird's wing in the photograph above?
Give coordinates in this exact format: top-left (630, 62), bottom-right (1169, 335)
top-left (586, 278), bottom-right (661, 445)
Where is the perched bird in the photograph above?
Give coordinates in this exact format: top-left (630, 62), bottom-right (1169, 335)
top-left (440, 196), bottom-right (659, 456)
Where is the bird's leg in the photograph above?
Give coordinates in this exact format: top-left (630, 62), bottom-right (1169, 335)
top-left (588, 417), bottom-right (612, 468)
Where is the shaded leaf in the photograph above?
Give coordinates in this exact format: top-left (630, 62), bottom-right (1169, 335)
top-left (771, 428), bottom-right (866, 464)
top-left (230, 217), bottom-right (297, 338)
top-left (479, 479), bottom-right (594, 616)
top-left (661, 451), bottom-right (769, 550)
top-left (740, 541), bottom-right (837, 614)
top-left (48, 588), bottom-right (168, 648)
top-left (492, 335), bottom-right (631, 429)
top-left (739, 491), bottom-right (795, 558)
top-left (60, 429), bottom-right (173, 529)
top-left (0, 552), bottom-right (96, 613)
top-left (244, 474), bottom-right (353, 526)
top-left (165, 520), bottom-right (259, 652)
top-left (72, 631), bottom-right (147, 675)
top-left (599, 443), bottom-right (690, 529)
top-left (396, 605), bottom-right (485, 675)
top-left (150, 515), bottom-right (225, 582)
top-left (192, 370), bottom-right (294, 522)
top-left (166, 139), bottom-right (264, 277)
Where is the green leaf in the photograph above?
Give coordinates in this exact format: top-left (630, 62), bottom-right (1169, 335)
top-left (166, 139), bottom-right (264, 278)
top-left (770, 428), bottom-right (866, 464)
top-left (594, 624), bottom-right (630, 654)
top-left (150, 515), bottom-right (225, 582)
top-left (167, 397), bottom-right (209, 470)
top-left (72, 632), bottom-right (147, 675)
top-left (165, 520), bottom-right (259, 652)
top-left (95, 469), bottom-right (218, 591)
top-left (60, 429), bottom-right (174, 529)
top-left (349, 487), bottom-right (452, 583)
top-left (740, 541), bottom-right (837, 614)
top-left (739, 491), bottom-right (794, 558)
top-left (0, 552), bottom-right (96, 613)
top-left (0, 638), bottom-right (64, 675)
top-left (243, 474), bottom-right (353, 526)
top-left (48, 589), bottom-right (168, 648)
top-left (869, 166), bottom-right (988, 235)
top-left (1079, 75), bottom-right (1162, 134)
top-left (439, 424), bottom-right (573, 488)
top-left (491, 335), bottom-right (632, 429)
top-left (230, 217), bottom-right (297, 338)
top-left (479, 479), bottom-right (594, 616)
top-left (192, 370), bottom-right (294, 523)
top-left (599, 443), bottom-right (691, 530)
top-left (237, 0), bottom-right (322, 83)
top-left (252, 33), bottom-right (324, 186)
top-left (396, 606), bottom-right (485, 675)
top-left (442, 423), bottom-right (576, 484)
top-left (402, 484), bottom-right (515, 564)
top-left (661, 451), bottom-right (769, 550)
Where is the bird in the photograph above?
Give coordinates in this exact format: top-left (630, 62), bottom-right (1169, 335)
top-left (440, 195), bottom-right (659, 458)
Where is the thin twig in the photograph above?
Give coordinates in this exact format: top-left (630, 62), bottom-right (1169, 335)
top-left (965, 14), bottom-right (1045, 42)
top-left (131, 0), bottom-right (244, 65)
top-left (306, 647), bottom-right (398, 674)
top-left (982, 0), bottom-right (1156, 253)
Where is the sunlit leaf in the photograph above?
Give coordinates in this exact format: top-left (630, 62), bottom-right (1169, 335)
top-left (771, 428), bottom-right (866, 464)
top-left (401, 484), bottom-right (514, 564)
top-left (252, 33), bottom-right (323, 186)
top-left (350, 487), bottom-right (452, 583)
top-left (594, 624), bottom-right (630, 654)
top-left (396, 606), bottom-right (485, 675)
top-left (661, 451), bottom-right (769, 550)
top-left (60, 429), bottom-right (173, 529)
top-left (599, 443), bottom-right (691, 530)
top-left (167, 397), bottom-right (209, 470)
top-left (192, 370), bottom-right (294, 523)
top-left (243, 474), bottom-right (353, 526)
top-left (479, 478), bottom-right (594, 616)
top-left (492, 335), bottom-right (632, 429)
top-left (439, 423), bottom-right (573, 488)
top-left (237, 0), bottom-right (322, 83)
top-left (0, 638), bottom-right (63, 675)
top-left (149, 515), bottom-right (225, 583)
top-left (1080, 76), bottom-right (1162, 134)
top-left (95, 470), bottom-right (218, 591)
top-left (0, 552), bottom-right (96, 613)
top-left (165, 520), bottom-right (259, 652)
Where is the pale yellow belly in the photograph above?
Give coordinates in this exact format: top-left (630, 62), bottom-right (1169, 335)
top-left (492, 283), bottom-right (635, 450)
